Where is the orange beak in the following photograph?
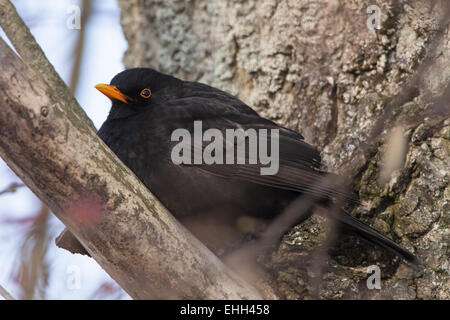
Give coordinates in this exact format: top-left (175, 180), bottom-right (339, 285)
top-left (95, 84), bottom-right (129, 104)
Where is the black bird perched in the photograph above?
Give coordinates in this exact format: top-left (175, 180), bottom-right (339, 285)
top-left (95, 67), bottom-right (420, 266)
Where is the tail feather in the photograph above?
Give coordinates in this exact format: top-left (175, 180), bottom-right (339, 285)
top-left (331, 209), bottom-right (422, 267)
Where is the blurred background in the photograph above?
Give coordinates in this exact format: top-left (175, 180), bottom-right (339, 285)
top-left (0, 0), bottom-right (129, 299)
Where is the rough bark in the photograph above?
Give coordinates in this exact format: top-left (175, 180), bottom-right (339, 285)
top-left (0, 29), bottom-right (261, 300)
top-left (118, 0), bottom-right (449, 299)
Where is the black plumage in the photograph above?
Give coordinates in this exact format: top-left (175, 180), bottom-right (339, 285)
top-left (96, 68), bottom-right (420, 265)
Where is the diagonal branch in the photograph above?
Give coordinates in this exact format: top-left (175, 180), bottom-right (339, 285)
top-left (0, 4), bottom-right (261, 299)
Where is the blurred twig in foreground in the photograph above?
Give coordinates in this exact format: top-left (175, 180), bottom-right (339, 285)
top-left (14, 204), bottom-right (51, 300)
top-left (69, 0), bottom-right (92, 95)
top-left (0, 182), bottom-right (24, 196)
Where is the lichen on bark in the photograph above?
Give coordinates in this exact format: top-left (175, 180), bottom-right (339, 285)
top-left (118, 0), bottom-right (449, 299)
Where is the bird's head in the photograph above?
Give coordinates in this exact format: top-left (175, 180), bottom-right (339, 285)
top-left (95, 68), bottom-right (182, 120)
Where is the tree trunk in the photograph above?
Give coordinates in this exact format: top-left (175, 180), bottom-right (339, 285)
top-left (118, 0), bottom-right (449, 299)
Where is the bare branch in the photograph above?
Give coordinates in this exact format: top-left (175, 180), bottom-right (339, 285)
top-left (0, 17), bottom-right (261, 301)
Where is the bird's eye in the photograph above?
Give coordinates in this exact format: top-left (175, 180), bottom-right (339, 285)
top-left (140, 88), bottom-right (152, 98)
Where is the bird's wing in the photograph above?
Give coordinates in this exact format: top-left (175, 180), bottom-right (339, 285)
top-left (191, 118), bottom-right (351, 201)
top-left (160, 99), bottom-right (356, 203)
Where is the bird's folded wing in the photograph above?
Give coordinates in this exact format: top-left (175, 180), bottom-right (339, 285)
top-left (164, 105), bottom-right (357, 203)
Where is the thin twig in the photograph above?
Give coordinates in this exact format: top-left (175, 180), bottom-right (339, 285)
top-left (69, 0), bottom-right (92, 94)
top-left (17, 204), bottom-right (51, 300)
top-left (0, 182), bottom-right (24, 196)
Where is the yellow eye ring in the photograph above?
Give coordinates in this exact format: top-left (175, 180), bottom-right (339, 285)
top-left (140, 88), bottom-right (152, 98)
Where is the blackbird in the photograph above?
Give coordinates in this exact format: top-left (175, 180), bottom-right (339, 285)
top-left (95, 68), bottom-right (420, 266)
